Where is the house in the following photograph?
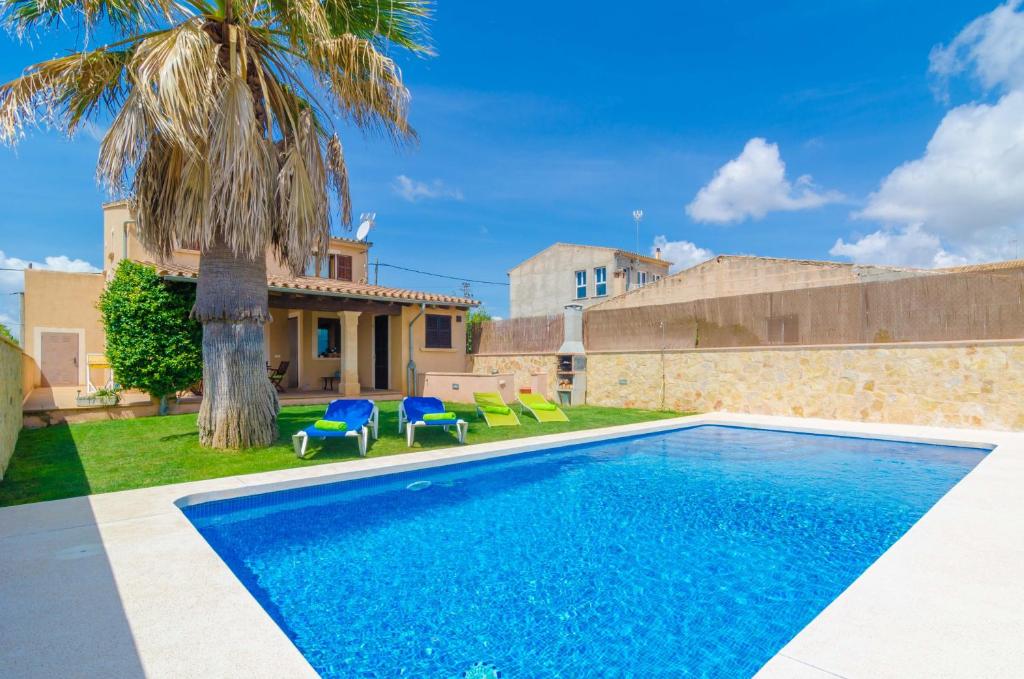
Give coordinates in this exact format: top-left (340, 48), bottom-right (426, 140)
top-left (508, 243), bottom-right (672, 318)
top-left (21, 201), bottom-right (477, 407)
top-left (589, 254), bottom-right (931, 311)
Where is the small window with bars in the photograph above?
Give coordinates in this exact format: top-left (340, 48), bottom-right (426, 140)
top-left (425, 314), bottom-right (452, 348)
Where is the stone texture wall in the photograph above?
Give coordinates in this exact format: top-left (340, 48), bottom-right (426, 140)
top-left (0, 336), bottom-right (24, 478)
top-left (480, 341), bottom-right (1024, 431)
top-left (470, 354), bottom-right (559, 398)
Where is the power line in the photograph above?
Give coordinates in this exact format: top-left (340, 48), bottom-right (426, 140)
top-left (375, 262), bottom-right (509, 286)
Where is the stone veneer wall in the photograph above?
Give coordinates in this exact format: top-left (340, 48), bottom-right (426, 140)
top-left (477, 341), bottom-right (1024, 431)
top-left (470, 354), bottom-right (559, 398)
top-left (587, 341), bottom-right (1024, 430)
top-left (0, 336), bottom-right (24, 478)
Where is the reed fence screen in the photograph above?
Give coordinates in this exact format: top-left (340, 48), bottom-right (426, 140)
top-left (581, 266), bottom-right (1024, 351)
top-left (472, 313), bottom-right (564, 354)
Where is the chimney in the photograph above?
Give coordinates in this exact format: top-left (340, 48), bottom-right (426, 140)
top-left (655, 247), bottom-right (662, 260)
top-left (557, 304), bottom-right (585, 354)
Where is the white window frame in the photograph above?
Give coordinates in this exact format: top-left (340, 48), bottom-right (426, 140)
top-left (637, 270), bottom-right (648, 287)
top-left (575, 270), bottom-right (587, 299)
top-left (594, 266), bottom-right (608, 296)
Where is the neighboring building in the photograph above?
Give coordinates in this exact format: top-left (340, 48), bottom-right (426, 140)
top-left (22, 201), bottom-right (477, 401)
top-left (589, 254), bottom-right (931, 311)
top-left (508, 243), bottom-right (672, 317)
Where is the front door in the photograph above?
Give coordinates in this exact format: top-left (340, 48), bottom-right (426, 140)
top-left (40, 331), bottom-right (79, 386)
top-left (373, 315), bottom-right (389, 390)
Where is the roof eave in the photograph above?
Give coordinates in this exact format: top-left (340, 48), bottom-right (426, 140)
top-left (160, 274), bottom-right (478, 308)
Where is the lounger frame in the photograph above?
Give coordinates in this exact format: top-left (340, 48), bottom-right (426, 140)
top-left (398, 399), bottom-right (468, 447)
top-left (292, 402), bottom-right (379, 458)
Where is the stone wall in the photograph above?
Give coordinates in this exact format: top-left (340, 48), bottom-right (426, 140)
top-left (0, 336), bottom-right (24, 478)
top-left (470, 354), bottom-right (559, 399)
top-left (476, 341), bottom-right (1024, 431)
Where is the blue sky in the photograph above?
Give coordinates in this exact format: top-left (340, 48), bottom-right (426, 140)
top-left (2, 1), bottom-right (1023, 332)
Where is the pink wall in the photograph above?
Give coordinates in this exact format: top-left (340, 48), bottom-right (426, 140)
top-left (421, 372), bottom-right (516, 405)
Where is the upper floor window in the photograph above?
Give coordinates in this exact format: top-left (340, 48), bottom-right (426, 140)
top-left (636, 271), bottom-right (648, 287)
top-left (575, 270), bottom-right (587, 299)
top-left (306, 254), bottom-right (353, 281)
top-left (425, 314), bottom-right (452, 349)
top-left (594, 267), bottom-right (607, 296)
top-left (328, 254), bottom-right (353, 281)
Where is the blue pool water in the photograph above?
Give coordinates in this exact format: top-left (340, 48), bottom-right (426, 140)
top-left (183, 425), bottom-right (987, 677)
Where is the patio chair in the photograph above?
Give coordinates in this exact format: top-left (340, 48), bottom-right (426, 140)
top-left (292, 399), bottom-right (379, 458)
top-left (398, 397), bottom-right (468, 446)
top-left (518, 392), bottom-right (569, 423)
top-left (268, 361), bottom-right (290, 393)
top-left (473, 392), bottom-right (520, 427)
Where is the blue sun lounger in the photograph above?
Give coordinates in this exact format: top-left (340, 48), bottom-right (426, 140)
top-left (293, 399), bottom-right (379, 458)
top-left (398, 397), bottom-right (468, 446)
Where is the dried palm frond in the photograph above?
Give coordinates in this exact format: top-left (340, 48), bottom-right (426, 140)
top-left (0, 47), bottom-right (131, 142)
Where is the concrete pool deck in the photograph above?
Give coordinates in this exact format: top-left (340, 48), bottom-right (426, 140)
top-left (0, 412), bottom-right (1020, 678)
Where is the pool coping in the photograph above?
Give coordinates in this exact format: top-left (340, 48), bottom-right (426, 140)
top-left (0, 412), bottom-right (1020, 678)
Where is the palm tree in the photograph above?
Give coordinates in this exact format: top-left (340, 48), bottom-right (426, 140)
top-left (0, 0), bottom-right (431, 447)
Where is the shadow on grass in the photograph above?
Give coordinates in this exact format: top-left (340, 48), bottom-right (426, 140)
top-left (0, 423), bottom-right (91, 506)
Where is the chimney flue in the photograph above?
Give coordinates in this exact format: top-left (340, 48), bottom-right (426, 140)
top-left (655, 247), bottom-right (662, 260)
top-left (557, 304), bottom-right (585, 354)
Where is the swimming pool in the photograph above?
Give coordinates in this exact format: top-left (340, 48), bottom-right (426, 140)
top-left (182, 425), bottom-right (987, 677)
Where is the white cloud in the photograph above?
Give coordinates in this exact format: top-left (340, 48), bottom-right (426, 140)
top-left (686, 138), bottom-right (842, 224)
top-left (835, 3), bottom-right (1024, 269)
top-left (651, 235), bottom-right (713, 273)
top-left (856, 91), bottom-right (1024, 242)
top-left (0, 251), bottom-right (101, 342)
top-left (829, 224), bottom-right (969, 268)
top-left (930, 0), bottom-right (1024, 97)
top-left (392, 175), bottom-right (464, 202)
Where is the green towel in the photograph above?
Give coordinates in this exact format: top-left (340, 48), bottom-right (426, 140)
top-left (423, 412), bottom-right (457, 422)
top-left (532, 402), bottom-right (557, 411)
top-left (314, 419), bottom-right (347, 431)
top-left (481, 404), bottom-right (510, 415)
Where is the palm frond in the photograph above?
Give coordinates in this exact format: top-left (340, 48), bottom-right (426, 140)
top-left (0, 47), bottom-right (131, 142)
top-left (325, 133), bottom-right (350, 227)
top-left (131, 18), bottom-right (217, 148)
top-left (274, 110), bottom-right (328, 272)
top-left (206, 73), bottom-right (275, 259)
top-left (1, 0), bottom-right (176, 35)
top-left (308, 33), bottom-right (413, 142)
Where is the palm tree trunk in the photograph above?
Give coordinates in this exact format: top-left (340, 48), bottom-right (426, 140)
top-left (194, 235), bottom-right (279, 448)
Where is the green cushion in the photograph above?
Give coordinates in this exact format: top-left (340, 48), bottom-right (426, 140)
top-left (423, 412), bottom-right (457, 422)
top-left (314, 419), bottom-right (347, 431)
top-left (481, 404), bottom-right (510, 415)
top-left (532, 402), bottom-right (557, 411)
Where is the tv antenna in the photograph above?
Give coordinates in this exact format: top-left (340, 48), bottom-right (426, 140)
top-left (632, 209), bottom-right (644, 256)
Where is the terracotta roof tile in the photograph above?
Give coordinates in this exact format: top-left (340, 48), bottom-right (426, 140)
top-left (149, 262), bottom-right (478, 306)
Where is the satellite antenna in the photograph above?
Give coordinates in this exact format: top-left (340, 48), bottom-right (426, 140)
top-left (356, 212), bottom-right (376, 241)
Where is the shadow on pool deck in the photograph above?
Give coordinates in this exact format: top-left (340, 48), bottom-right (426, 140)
top-left (0, 423), bottom-right (146, 677)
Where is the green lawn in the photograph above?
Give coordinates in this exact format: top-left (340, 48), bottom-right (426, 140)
top-left (0, 401), bottom-right (685, 507)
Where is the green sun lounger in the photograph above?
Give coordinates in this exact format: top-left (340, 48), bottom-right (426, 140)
top-left (518, 392), bottom-right (569, 423)
top-left (473, 392), bottom-right (520, 427)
